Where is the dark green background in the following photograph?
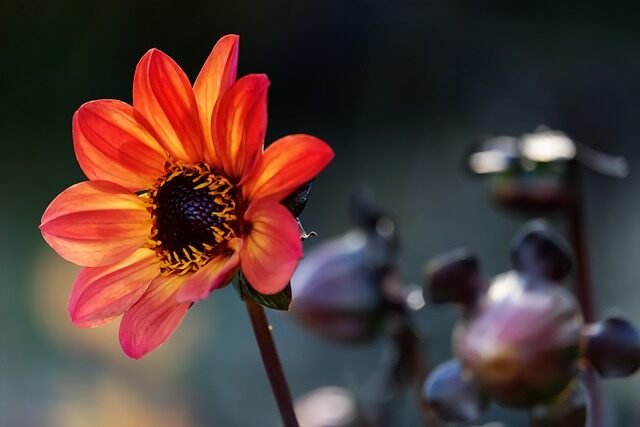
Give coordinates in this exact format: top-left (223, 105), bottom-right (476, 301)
top-left (2, 1), bottom-right (640, 425)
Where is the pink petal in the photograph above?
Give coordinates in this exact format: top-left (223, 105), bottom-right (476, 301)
top-left (240, 199), bottom-right (302, 294)
top-left (176, 239), bottom-right (242, 303)
top-left (69, 248), bottom-right (160, 328)
top-left (73, 99), bottom-right (167, 191)
top-left (194, 35), bottom-right (239, 157)
top-left (133, 48), bottom-right (204, 163)
top-left (211, 74), bottom-right (269, 178)
top-left (40, 181), bottom-right (151, 267)
top-left (119, 274), bottom-right (191, 359)
top-left (243, 134), bottom-right (334, 202)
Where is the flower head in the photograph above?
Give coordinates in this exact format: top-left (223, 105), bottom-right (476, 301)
top-left (40, 35), bottom-right (334, 359)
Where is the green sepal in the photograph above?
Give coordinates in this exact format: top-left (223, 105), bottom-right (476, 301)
top-left (234, 272), bottom-right (292, 311)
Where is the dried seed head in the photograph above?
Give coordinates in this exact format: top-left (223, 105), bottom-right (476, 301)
top-left (455, 272), bottom-right (583, 407)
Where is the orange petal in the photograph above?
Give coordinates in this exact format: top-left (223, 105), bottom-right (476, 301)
top-left (133, 48), bottom-right (204, 163)
top-left (119, 273), bottom-right (190, 359)
top-left (69, 248), bottom-right (160, 328)
top-left (212, 74), bottom-right (269, 178)
top-left (194, 35), bottom-right (239, 157)
top-left (243, 134), bottom-right (334, 202)
top-left (73, 100), bottom-right (167, 191)
top-left (240, 199), bottom-right (302, 294)
top-left (176, 239), bottom-right (242, 303)
top-left (40, 181), bottom-right (151, 267)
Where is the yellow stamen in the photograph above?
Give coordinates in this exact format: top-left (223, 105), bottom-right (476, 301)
top-left (141, 162), bottom-right (241, 275)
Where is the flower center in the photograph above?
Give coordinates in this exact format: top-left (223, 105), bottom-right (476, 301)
top-left (144, 163), bottom-right (241, 275)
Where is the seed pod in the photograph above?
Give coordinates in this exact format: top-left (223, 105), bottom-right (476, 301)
top-left (425, 248), bottom-right (485, 308)
top-left (583, 316), bottom-right (640, 378)
top-left (291, 197), bottom-right (398, 343)
top-left (511, 219), bottom-right (573, 282)
top-left (424, 359), bottom-right (489, 423)
top-left (455, 272), bottom-right (583, 407)
top-left (291, 230), bottom-right (391, 343)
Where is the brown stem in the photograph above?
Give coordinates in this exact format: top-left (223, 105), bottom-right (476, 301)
top-left (245, 299), bottom-right (300, 427)
top-left (390, 316), bottom-right (445, 427)
top-left (565, 166), bottom-right (602, 427)
top-left (567, 200), bottom-right (595, 324)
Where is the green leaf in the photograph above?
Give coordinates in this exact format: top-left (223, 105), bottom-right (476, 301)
top-left (235, 272), bottom-right (292, 311)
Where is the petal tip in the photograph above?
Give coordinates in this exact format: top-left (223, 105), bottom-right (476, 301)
top-left (241, 73), bottom-right (271, 87)
top-left (137, 48), bottom-right (159, 65)
top-left (137, 48), bottom-right (169, 70)
top-left (75, 99), bottom-right (104, 112)
top-left (68, 311), bottom-right (88, 328)
top-left (219, 33), bottom-right (240, 46)
top-left (119, 331), bottom-right (146, 360)
top-left (255, 73), bottom-right (271, 85)
top-left (123, 346), bottom-right (145, 360)
top-left (68, 309), bottom-right (108, 329)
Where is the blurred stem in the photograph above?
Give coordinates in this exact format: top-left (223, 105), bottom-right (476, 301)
top-left (567, 196), bottom-right (595, 323)
top-left (388, 314), bottom-right (445, 427)
top-left (566, 166), bottom-right (602, 427)
top-left (376, 272), bottom-right (444, 426)
top-left (245, 299), bottom-right (299, 427)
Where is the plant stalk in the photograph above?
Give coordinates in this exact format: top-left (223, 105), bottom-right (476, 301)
top-left (394, 320), bottom-right (444, 427)
top-left (566, 166), bottom-right (602, 427)
top-left (245, 299), bottom-right (300, 427)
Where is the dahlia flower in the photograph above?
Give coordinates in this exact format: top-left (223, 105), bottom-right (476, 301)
top-left (40, 35), bottom-right (334, 359)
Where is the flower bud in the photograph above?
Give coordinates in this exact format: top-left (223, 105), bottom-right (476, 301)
top-left (291, 197), bottom-right (399, 343)
top-left (583, 316), bottom-right (640, 378)
top-left (283, 181), bottom-right (314, 217)
top-left (425, 249), bottom-right (484, 308)
top-left (455, 272), bottom-right (583, 407)
top-left (291, 230), bottom-right (391, 343)
top-left (510, 219), bottom-right (573, 282)
top-left (424, 359), bottom-right (489, 423)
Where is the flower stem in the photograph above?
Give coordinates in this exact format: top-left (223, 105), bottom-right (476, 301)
top-left (566, 167), bottom-right (602, 427)
top-left (567, 201), bottom-right (595, 324)
top-left (391, 316), bottom-right (444, 427)
top-left (245, 299), bottom-right (300, 427)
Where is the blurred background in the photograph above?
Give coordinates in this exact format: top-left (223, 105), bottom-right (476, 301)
top-left (2, 0), bottom-right (640, 425)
